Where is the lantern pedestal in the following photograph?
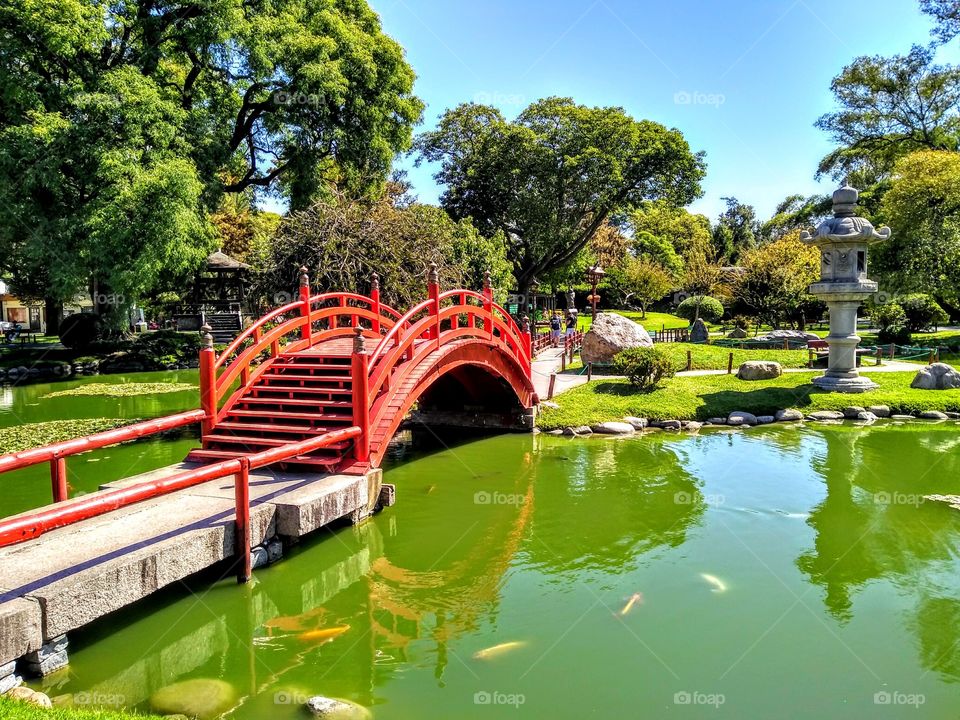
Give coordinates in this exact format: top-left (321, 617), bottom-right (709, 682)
top-left (801, 186), bottom-right (891, 394)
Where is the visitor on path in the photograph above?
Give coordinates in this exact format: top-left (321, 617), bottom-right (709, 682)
top-left (565, 313), bottom-right (576, 337)
top-left (550, 313), bottom-right (562, 346)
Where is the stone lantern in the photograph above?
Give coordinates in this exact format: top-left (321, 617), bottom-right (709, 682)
top-left (800, 185), bottom-right (891, 393)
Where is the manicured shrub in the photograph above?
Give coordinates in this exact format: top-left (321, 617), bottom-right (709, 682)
top-left (869, 302), bottom-right (912, 344)
top-left (58, 313), bottom-right (105, 350)
top-left (676, 295), bottom-right (724, 324)
top-left (731, 315), bottom-right (751, 330)
top-left (613, 346), bottom-right (675, 391)
top-left (899, 293), bottom-right (948, 332)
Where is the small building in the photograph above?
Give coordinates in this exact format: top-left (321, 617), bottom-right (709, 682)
top-left (0, 281), bottom-right (93, 333)
top-left (173, 251), bottom-right (254, 342)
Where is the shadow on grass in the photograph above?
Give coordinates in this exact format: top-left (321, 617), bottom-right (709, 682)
top-left (697, 385), bottom-right (824, 417)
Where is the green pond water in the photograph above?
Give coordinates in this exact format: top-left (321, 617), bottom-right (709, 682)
top-left (5, 374), bottom-right (960, 718)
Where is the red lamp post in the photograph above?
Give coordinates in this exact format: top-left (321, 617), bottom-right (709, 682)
top-left (586, 264), bottom-right (605, 322)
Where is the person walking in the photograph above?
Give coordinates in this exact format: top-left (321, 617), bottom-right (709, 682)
top-left (549, 312), bottom-right (562, 346)
top-left (565, 313), bottom-right (576, 337)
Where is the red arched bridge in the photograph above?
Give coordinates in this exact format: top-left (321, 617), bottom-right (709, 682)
top-left (0, 267), bottom-right (560, 579)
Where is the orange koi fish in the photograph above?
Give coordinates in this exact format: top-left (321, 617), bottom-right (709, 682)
top-left (298, 625), bottom-right (350, 644)
top-left (619, 592), bottom-right (644, 616)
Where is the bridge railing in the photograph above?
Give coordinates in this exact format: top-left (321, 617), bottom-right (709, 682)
top-left (0, 424), bottom-right (361, 582)
top-left (202, 268), bottom-right (403, 429)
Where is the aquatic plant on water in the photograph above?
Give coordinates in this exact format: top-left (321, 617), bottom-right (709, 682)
top-left (43, 383), bottom-right (195, 399)
top-left (0, 418), bottom-right (143, 453)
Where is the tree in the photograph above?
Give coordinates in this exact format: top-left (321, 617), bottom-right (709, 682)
top-left (815, 45), bottom-right (960, 181)
top-left (415, 97), bottom-right (705, 296)
top-left (921, 0), bottom-right (960, 44)
top-left (760, 193), bottom-right (831, 241)
top-left (258, 184), bottom-right (512, 311)
top-left (712, 197), bottom-right (757, 263)
top-left (607, 256), bottom-right (674, 316)
top-left (877, 150), bottom-right (960, 303)
top-left (633, 232), bottom-right (684, 278)
top-left (681, 250), bottom-right (724, 322)
top-left (734, 232), bottom-right (820, 329)
top-left (628, 201), bottom-right (712, 260)
top-left (0, 0), bottom-right (422, 328)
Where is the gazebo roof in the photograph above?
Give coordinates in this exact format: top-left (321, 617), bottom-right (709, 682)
top-left (205, 250), bottom-right (251, 271)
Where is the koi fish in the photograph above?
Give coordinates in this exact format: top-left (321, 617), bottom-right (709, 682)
top-left (700, 573), bottom-right (727, 593)
top-left (297, 625), bottom-right (350, 643)
top-left (263, 605), bottom-right (328, 634)
top-left (472, 641), bottom-right (526, 660)
top-left (425, 484), bottom-right (436, 494)
top-left (619, 592), bottom-right (644, 616)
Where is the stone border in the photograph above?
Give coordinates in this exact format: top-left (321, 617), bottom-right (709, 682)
top-left (539, 405), bottom-right (960, 436)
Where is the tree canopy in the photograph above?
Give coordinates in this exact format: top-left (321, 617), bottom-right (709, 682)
top-left (876, 150), bottom-right (960, 303)
top-left (415, 97), bottom-right (705, 294)
top-left (921, 0), bottom-right (960, 44)
top-left (815, 45), bottom-right (960, 181)
top-left (628, 201), bottom-right (712, 261)
top-left (711, 197), bottom-right (757, 264)
top-left (0, 0), bottom-right (422, 323)
top-left (734, 232), bottom-right (820, 329)
top-left (258, 183), bottom-right (512, 311)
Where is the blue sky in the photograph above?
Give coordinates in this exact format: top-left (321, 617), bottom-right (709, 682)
top-left (369, 0), bottom-right (960, 223)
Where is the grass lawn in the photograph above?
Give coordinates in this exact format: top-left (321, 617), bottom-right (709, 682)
top-left (657, 343), bottom-right (810, 371)
top-left (537, 371), bottom-right (960, 428)
top-left (0, 697), bottom-right (163, 720)
top-left (573, 310), bottom-right (694, 335)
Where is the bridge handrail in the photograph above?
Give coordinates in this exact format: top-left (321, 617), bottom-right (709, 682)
top-left (0, 426), bottom-right (361, 550)
top-left (215, 299), bottom-right (305, 373)
top-left (0, 410), bottom-right (207, 476)
top-left (368, 298), bottom-right (436, 368)
top-left (440, 289), bottom-right (531, 364)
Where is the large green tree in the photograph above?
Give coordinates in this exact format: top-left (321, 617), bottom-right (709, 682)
top-left (415, 97), bottom-right (705, 296)
top-left (628, 201), bottom-right (712, 261)
top-left (876, 150), bottom-right (960, 304)
top-left (815, 45), bottom-right (960, 182)
top-left (711, 197), bottom-right (757, 264)
top-left (259, 183), bottom-right (512, 311)
top-left (0, 0), bottom-right (421, 329)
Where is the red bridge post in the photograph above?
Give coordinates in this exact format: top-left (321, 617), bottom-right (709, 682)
top-left (483, 270), bottom-right (494, 340)
top-left (352, 328), bottom-right (370, 463)
top-left (50, 454), bottom-right (67, 503)
top-left (199, 324), bottom-right (216, 439)
top-left (370, 272), bottom-right (381, 334)
top-left (427, 262), bottom-right (440, 343)
top-left (234, 456), bottom-right (251, 584)
top-left (299, 266), bottom-right (312, 344)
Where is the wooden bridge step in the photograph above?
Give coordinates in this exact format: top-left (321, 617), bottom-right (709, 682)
top-left (238, 397), bottom-right (350, 408)
top-left (242, 392), bottom-right (353, 405)
top-left (261, 373), bottom-right (352, 383)
top-left (205, 434), bottom-right (353, 450)
top-left (216, 421), bottom-right (352, 434)
top-left (252, 384), bottom-right (352, 394)
top-left (228, 406), bottom-right (351, 419)
top-left (185, 448), bottom-right (343, 467)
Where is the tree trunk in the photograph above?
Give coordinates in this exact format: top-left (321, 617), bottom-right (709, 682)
top-left (44, 296), bottom-right (62, 336)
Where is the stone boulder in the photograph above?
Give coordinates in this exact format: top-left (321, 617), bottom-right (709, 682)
top-left (727, 411), bottom-right (758, 426)
top-left (6, 686), bottom-right (52, 708)
top-left (623, 416), bottom-right (648, 430)
top-left (920, 410), bottom-right (949, 420)
top-left (150, 679), bottom-right (236, 720)
top-left (808, 410), bottom-right (844, 421)
top-left (689, 319), bottom-right (709, 343)
top-left (867, 405), bottom-right (891, 418)
top-left (775, 409), bottom-right (804, 422)
top-left (756, 416), bottom-right (776, 425)
top-left (580, 313), bottom-right (652, 364)
top-left (736, 361), bottom-right (783, 381)
top-left (306, 696), bottom-right (372, 719)
top-left (842, 406), bottom-right (866, 419)
top-left (911, 363), bottom-right (960, 390)
top-left (728, 327), bottom-right (748, 339)
top-left (754, 329), bottom-right (819, 343)
top-left (591, 421), bottom-right (634, 435)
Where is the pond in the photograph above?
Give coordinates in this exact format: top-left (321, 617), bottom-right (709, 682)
top-left (6, 377), bottom-right (960, 718)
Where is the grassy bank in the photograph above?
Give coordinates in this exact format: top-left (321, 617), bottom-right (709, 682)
top-left (537, 371), bottom-right (960, 428)
top-left (0, 697), bottom-right (163, 720)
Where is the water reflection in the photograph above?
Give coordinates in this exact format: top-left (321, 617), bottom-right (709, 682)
top-left (793, 423), bottom-right (960, 681)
